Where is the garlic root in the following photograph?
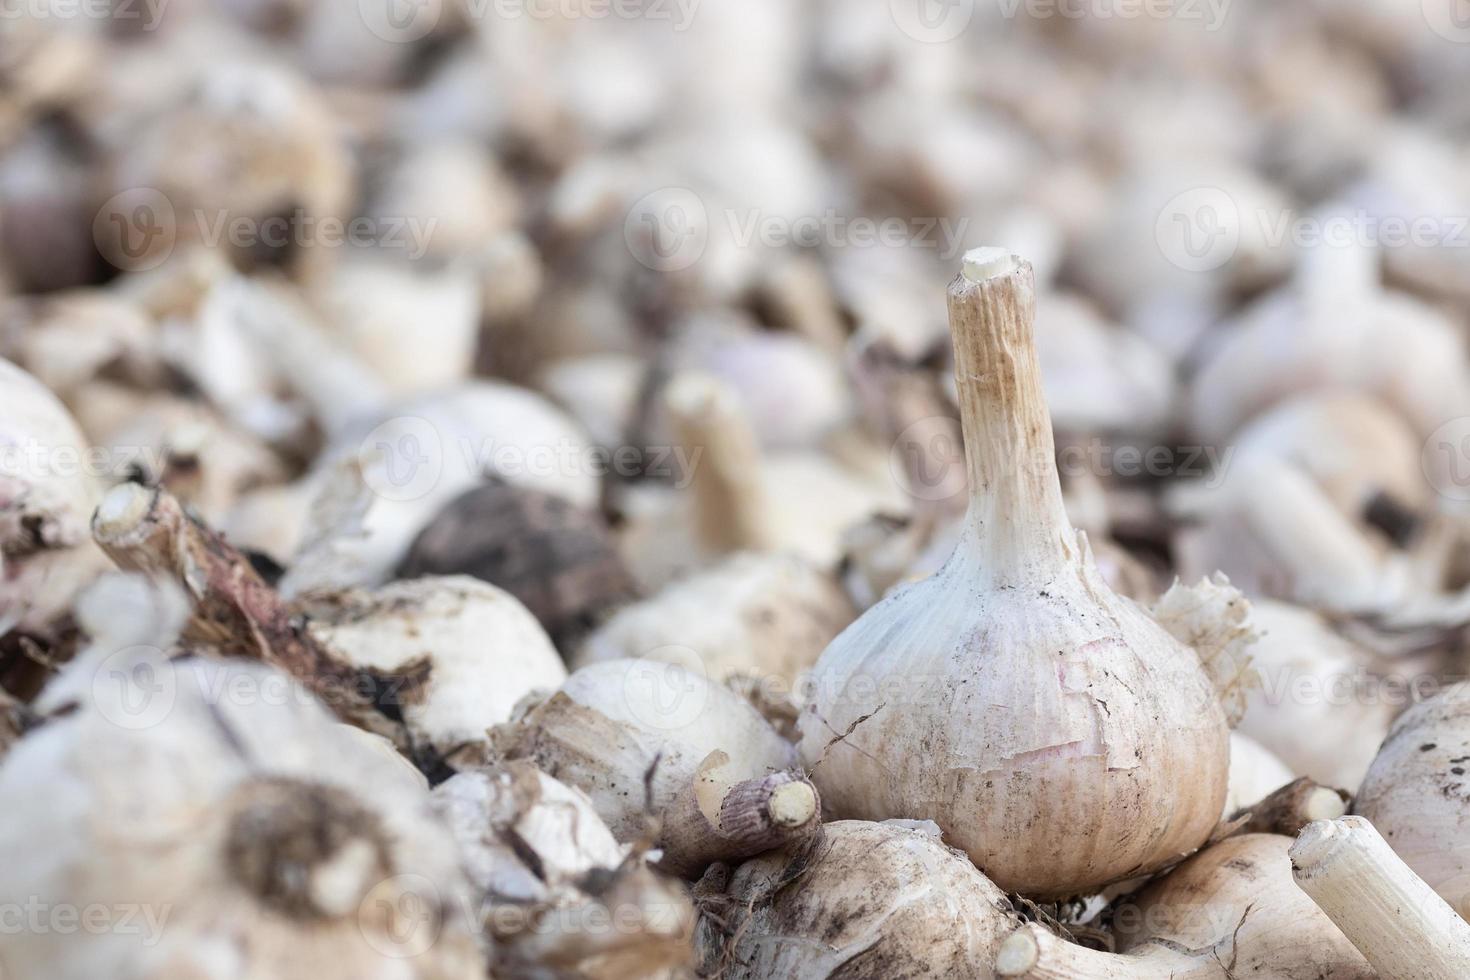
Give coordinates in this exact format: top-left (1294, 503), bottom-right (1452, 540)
top-left (1291, 816), bottom-right (1470, 979)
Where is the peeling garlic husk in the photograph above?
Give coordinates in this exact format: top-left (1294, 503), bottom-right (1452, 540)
top-left (997, 833), bottom-right (1372, 978)
top-left (575, 552), bottom-right (854, 686)
top-left (1353, 681), bottom-right (1470, 918)
top-left (434, 762), bottom-right (695, 979)
top-left (488, 659), bottom-right (798, 859)
top-left (797, 252), bottom-right (1230, 899)
top-left (0, 655), bottom-right (485, 980)
top-left (0, 358), bottom-right (108, 636)
top-left (305, 575), bottom-right (567, 770)
top-left (696, 820), bottom-right (1020, 980)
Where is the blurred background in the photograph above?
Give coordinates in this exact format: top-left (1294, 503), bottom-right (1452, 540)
top-left (8, 0), bottom-right (1470, 669)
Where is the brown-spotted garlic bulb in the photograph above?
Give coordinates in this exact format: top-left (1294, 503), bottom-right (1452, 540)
top-left (796, 250), bottom-right (1230, 899)
top-left (0, 655), bottom-right (484, 980)
top-left (997, 833), bottom-right (1373, 978)
top-left (306, 575), bottom-right (567, 769)
top-left (575, 552), bottom-right (854, 686)
top-left (0, 358), bottom-right (108, 636)
top-left (696, 819), bottom-right (1020, 980)
top-left (1353, 682), bottom-right (1470, 918)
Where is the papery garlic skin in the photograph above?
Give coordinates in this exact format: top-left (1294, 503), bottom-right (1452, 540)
top-left (797, 253), bottom-right (1228, 899)
top-left (490, 659), bottom-right (796, 845)
top-left (308, 575), bottom-right (567, 763)
top-left (1354, 682), bottom-right (1470, 917)
top-left (1224, 732), bottom-right (1295, 817)
top-left (0, 655), bottom-right (483, 980)
top-left (697, 819), bottom-right (1018, 980)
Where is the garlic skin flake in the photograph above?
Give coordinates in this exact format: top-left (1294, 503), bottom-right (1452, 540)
top-left (797, 252), bottom-right (1229, 899)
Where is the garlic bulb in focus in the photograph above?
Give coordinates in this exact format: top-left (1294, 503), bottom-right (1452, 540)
top-left (797, 250), bottom-right (1229, 898)
top-left (696, 820), bottom-right (1019, 980)
top-left (1354, 681), bottom-right (1470, 918)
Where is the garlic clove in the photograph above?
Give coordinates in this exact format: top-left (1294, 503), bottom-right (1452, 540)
top-left (797, 251), bottom-right (1229, 898)
top-left (1223, 731), bottom-right (1296, 818)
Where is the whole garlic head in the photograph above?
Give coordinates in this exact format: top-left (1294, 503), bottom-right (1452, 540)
top-left (797, 251), bottom-right (1229, 898)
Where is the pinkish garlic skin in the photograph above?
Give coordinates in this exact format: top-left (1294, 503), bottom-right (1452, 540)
top-left (798, 255), bottom-right (1228, 900)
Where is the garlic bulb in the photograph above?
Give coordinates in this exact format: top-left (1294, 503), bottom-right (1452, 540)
top-left (489, 659), bottom-right (800, 862)
top-left (696, 819), bottom-right (1020, 979)
top-left (797, 250), bottom-right (1230, 898)
top-left (434, 763), bottom-right (695, 979)
top-left (997, 833), bottom-right (1372, 978)
top-left (0, 358), bottom-right (108, 636)
top-left (306, 575), bottom-right (568, 768)
top-left (0, 655), bottom-right (484, 980)
top-left (576, 552), bottom-right (854, 686)
top-left (1353, 681), bottom-right (1470, 917)
top-left (1233, 600), bottom-right (1394, 789)
top-left (1292, 816), bottom-right (1470, 979)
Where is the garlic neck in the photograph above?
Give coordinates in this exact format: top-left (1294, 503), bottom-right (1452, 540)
top-left (948, 250), bottom-right (1075, 586)
top-left (666, 373), bottom-right (772, 554)
top-left (997, 924), bottom-right (1212, 979)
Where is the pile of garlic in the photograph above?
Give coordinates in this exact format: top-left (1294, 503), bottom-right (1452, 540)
top-left (6, 1), bottom-right (1470, 977)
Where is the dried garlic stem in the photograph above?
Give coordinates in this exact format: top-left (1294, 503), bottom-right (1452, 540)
top-left (665, 373), bottom-right (773, 554)
top-left (996, 924), bottom-right (1202, 979)
top-left (950, 247), bottom-right (1076, 586)
top-left (1291, 816), bottom-right (1470, 979)
top-left (659, 755), bottom-right (820, 877)
top-left (91, 483), bottom-right (408, 745)
top-left (1230, 777), bottom-right (1347, 838)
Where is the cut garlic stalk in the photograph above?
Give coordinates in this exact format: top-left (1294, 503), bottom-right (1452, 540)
top-left (797, 250), bottom-right (1229, 898)
top-left (1291, 816), bottom-right (1470, 979)
top-left (999, 833), bottom-right (1372, 978)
